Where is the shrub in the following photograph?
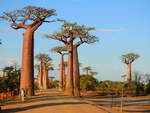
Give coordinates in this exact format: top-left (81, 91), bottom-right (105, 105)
top-left (48, 80), bottom-right (59, 88)
top-left (80, 75), bottom-right (98, 91)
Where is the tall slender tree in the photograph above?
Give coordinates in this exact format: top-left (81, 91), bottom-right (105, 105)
top-left (63, 61), bottom-right (68, 83)
top-left (42, 54), bottom-right (52, 90)
top-left (51, 46), bottom-right (68, 91)
top-left (35, 54), bottom-right (45, 89)
top-left (0, 6), bottom-right (56, 96)
top-left (121, 53), bottom-right (140, 81)
top-left (45, 22), bottom-right (98, 96)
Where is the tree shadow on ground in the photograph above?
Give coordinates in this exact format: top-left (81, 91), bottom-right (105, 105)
top-left (124, 110), bottom-right (150, 112)
top-left (83, 95), bottom-right (150, 112)
top-left (3, 91), bottom-right (79, 106)
top-left (2, 102), bottom-right (87, 113)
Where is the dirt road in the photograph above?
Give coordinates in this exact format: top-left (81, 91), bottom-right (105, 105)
top-left (1, 89), bottom-right (118, 113)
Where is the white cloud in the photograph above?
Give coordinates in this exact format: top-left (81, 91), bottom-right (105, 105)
top-left (99, 29), bottom-right (127, 33)
top-left (0, 58), bottom-right (21, 68)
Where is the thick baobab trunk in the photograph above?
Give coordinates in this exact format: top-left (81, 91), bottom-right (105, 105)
top-left (73, 46), bottom-right (80, 96)
top-left (20, 30), bottom-right (34, 96)
top-left (65, 43), bottom-right (74, 96)
top-left (43, 63), bottom-right (48, 89)
top-left (127, 63), bottom-right (131, 81)
top-left (38, 62), bottom-right (43, 89)
top-left (59, 55), bottom-right (64, 91)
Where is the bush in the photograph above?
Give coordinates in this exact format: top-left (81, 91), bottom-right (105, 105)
top-left (80, 75), bottom-right (98, 91)
top-left (0, 68), bottom-right (20, 93)
top-left (48, 80), bottom-right (59, 88)
top-left (97, 81), bottom-right (123, 95)
top-left (123, 81), bottom-right (145, 96)
top-left (144, 80), bottom-right (150, 94)
top-left (34, 82), bottom-right (40, 90)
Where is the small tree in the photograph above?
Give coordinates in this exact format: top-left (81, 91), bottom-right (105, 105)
top-left (83, 66), bottom-right (92, 75)
top-left (0, 6), bottom-right (56, 96)
top-left (120, 53), bottom-right (140, 82)
top-left (51, 46), bottom-right (68, 91)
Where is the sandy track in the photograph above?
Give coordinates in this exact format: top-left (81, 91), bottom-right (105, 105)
top-left (1, 89), bottom-right (117, 113)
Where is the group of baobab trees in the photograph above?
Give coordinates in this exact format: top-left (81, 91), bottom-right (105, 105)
top-left (0, 5), bottom-right (140, 97)
top-left (0, 6), bottom-right (98, 96)
top-left (35, 53), bottom-right (53, 90)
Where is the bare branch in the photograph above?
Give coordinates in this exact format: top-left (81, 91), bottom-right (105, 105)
top-left (0, 6), bottom-right (56, 30)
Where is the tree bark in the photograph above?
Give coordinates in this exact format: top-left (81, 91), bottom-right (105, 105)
top-left (43, 63), bottom-right (48, 89)
top-left (73, 46), bottom-right (80, 96)
top-left (127, 63), bottom-right (132, 81)
top-left (65, 42), bottom-right (74, 96)
top-left (20, 29), bottom-right (34, 96)
top-left (63, 64), bottom-right (66, 86)
top-left (59, 54), bottom-right (64, 91)
top-left (38, 62), bottom-right (43, 89)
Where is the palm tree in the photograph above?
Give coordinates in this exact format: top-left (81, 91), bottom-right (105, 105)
top-left (45, 22), bottom-right (98, 96)
top-left (121, 53), bottom-right (140, 81)
top-left (0, 6), bottom-right (56, 96)
top-left (83, 66), bottom-right (92, 75)
top-left (51, 46), bottom-right (67, 91)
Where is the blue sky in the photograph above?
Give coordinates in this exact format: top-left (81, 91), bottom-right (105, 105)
top-left (0, 0), bottom-right (150, 81)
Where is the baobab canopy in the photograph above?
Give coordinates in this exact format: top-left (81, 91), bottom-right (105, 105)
top-left (0, 6), bottom-right (56, 29)
top-left (121, 53), bottom-right (140, 64)
top-left (44, 22), bottom-right (99, 44)
top-left (51, 46), bottom-right (68, 54)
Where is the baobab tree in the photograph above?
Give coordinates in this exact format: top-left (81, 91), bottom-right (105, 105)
top-left (121, 53), bottom-right (140, 82)
top-left (42, 54), bottom-right (52, 90)
top-left (83, 66), bottom-right (92, 75)
top-left (63, 61), bottom-right (68, 83)
top-left (35, 53), bottom-right (52, 89)
top-left (0, 6), bottom-right (56, 96)
top-left (45, 22), bottom-right (98, 96)
top-left (51, 46), bottom-right (68, 91)
top-left (35, 54), bottom-right (46, 89)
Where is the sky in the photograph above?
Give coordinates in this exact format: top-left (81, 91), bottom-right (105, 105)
top-left (0, 0), bottom-right (150, 81)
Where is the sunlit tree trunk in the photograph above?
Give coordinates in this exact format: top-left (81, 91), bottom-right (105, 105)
top-left (127, 63), bottom-right (131, 81)
top-left (65, 42), bottom-right (74, 96)
top-left (59, 54), bottom-right (64, 91)
top-left (20, 29), bottom-right (34, 96)
top-left (38, 62), bottom-right (43, 89)
top-left (43, 63), bottom-right (48, 89)
top-left (73, 46), bottom-right (80, 96)
top-left (63, 64), bottom-right (66, 86)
